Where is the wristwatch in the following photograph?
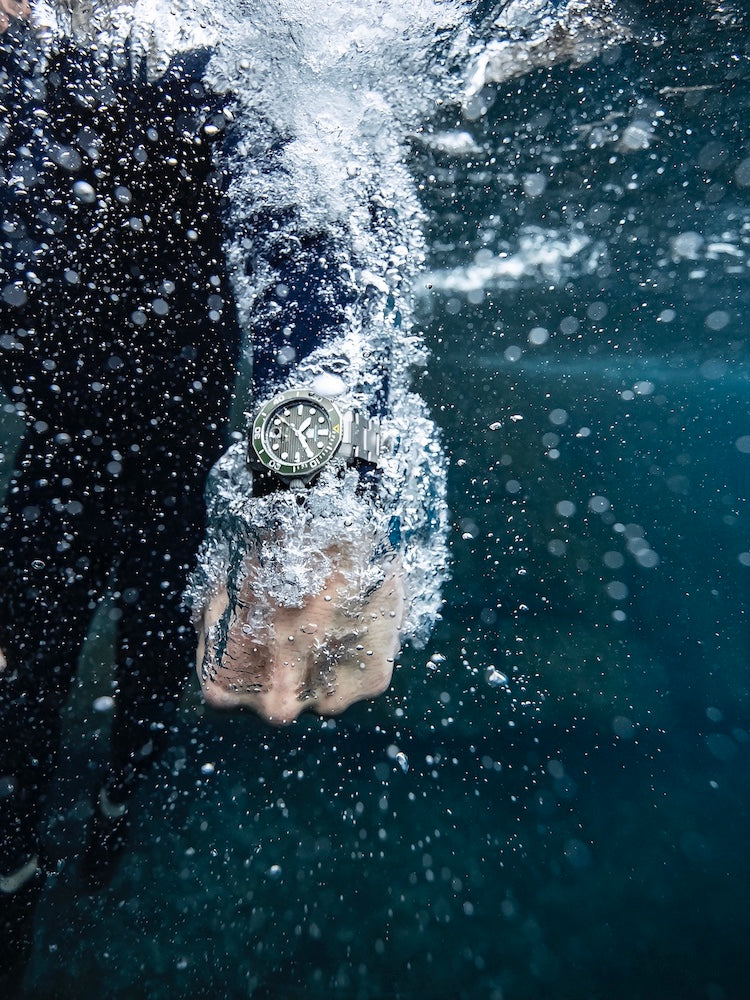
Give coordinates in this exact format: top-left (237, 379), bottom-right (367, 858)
top-left (248, 387), bottom-right (381, 491)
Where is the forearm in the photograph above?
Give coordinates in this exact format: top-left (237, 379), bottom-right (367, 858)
top-left (246, 230), bottom-right (392, 414)
top-left (190, 67), bottom-right (449, 652)
top-left (217, 110), bottom-right (425, 421)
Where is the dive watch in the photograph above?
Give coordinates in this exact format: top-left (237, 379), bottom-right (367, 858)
top-left (248, 387), bottom-right (381, 491)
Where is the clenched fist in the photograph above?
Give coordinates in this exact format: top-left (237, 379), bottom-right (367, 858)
top-left (196, 546), bottom-right (405, 724)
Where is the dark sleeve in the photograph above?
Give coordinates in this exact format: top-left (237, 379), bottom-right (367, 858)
top-left (0, 21), bottom-right (40, 129)
top-left (0, 21), bottom-right (46, 200)
top-left (217, 119), bottom-right (405, 421)
top-left (0, 23), bottom-right (49, 400)
top-left (1, 39), bottom-right (242, 426)
top-left (246, 227), bottom-right (393, 416)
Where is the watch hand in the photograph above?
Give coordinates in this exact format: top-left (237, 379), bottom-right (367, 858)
top-left (295, 431), bottom-right (314, 458)
top-left (278, 416), bottom-right (314, 458)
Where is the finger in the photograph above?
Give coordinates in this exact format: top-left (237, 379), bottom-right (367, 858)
top-left (0, 12), bottom-right (8, 32)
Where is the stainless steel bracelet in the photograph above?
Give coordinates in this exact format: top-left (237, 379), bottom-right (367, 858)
top-left (339, 410), bottom-right (381, 465)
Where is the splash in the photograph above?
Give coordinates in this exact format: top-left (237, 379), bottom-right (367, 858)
top-left (425, 227), bottom-right (606, 294)
top-left (35, 0), bottom-right (630, 656)
top-left (185, 1), bottom-right (472, 648)
top-left (462, 0), bottom-right (629, 116)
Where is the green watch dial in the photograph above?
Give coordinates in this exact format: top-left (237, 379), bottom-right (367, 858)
top-left (251, 389), bottom-right (343, 479)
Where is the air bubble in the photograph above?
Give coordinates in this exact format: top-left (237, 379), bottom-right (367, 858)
top-left (72, 180), bottom-right (96, 204)
top-left (486, 667), bottom-right (509, 688)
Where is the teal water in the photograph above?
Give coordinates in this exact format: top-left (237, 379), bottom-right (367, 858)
top-left (3, 1), bottom-right (750, 997)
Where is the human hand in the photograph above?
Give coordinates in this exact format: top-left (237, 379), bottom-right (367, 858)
top-left (196, 545), bottom-right (405, 724)
top-left (0, 0), bottom-right (31, 33)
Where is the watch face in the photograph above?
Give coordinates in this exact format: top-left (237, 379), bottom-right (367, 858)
top-left (251, 389), bottom-right (343, 479)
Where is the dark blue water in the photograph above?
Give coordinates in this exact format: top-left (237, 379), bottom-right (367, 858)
top-left (3, 2), bottom-right (750, 998)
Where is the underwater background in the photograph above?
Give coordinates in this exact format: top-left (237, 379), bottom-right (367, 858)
top-left (2, 0), bottom-right (750, 997)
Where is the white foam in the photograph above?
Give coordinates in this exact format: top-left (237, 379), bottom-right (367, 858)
top-left (37, 0), bottom-right (631, 652)
top-left (463, 0), bottom-right (629, 110)
top-left (425, 227), bottom-right (605, 294)
top-left (186, 1), bottom-right (468, 644)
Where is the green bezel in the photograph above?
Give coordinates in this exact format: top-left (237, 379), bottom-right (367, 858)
top-left (250, 388), bottom-right (344, 479)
